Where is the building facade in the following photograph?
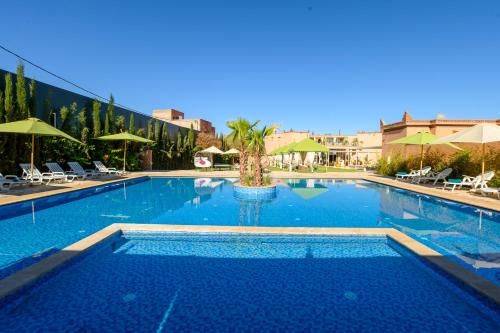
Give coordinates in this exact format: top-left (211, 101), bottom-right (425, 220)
top-left (153, 109), bottom-right (215, 135)
top-left (310, 132), bottom-right (382, 166)
top-left (381, 112), bottom-right (500, 158)
top-left (265, 130), bottom-right (382, 166)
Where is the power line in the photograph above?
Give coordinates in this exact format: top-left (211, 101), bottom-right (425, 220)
top-left (0, 43), bottom-right (149, 116)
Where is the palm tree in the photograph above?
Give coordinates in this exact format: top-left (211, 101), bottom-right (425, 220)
top-left (247, 125), bottom-right (277, 186)
top-left (226, 118), bottom-right (258, 183)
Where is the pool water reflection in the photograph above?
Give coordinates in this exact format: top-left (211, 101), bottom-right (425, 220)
top-left (0, 177), bottom-right (498, 285)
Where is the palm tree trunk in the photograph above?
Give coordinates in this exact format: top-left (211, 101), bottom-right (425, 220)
top-left (239, 151), bottom-right (246, 183)
top-left (254, 152), bottom-right (262, 186)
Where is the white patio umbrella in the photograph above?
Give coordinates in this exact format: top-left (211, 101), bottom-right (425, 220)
top-left (433, 123), bottom-right (500, 182)
top-left (222, 148), bottom-right (240, 155)
top-left (200, 146), bottom-right (224, 165)
top-left (222, 148), bottom-right (240, 167)
top-left (201, 146), bottom-right (224, 154)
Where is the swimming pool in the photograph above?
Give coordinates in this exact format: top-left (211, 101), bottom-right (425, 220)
top-left (0, 177), bottom-right (499, 285)
top-left (0, 232), bottom-right (498, 332)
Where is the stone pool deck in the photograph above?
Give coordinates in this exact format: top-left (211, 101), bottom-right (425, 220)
top-left (0, 170), bottom-right (498, 211)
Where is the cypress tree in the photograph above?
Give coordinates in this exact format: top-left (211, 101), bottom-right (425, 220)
top-left (128, 113), bottom-right (135, 134)
top-left (4, 73), bottom-right (15, 122)
top-left (0, 91), bottom-right (5, 168)
top-left (188, 124), bottom-right (195, 149)
top-left (115, 115), bottom-right (125, 132)
top-left (92, 99), bottom-right (102, 137)
top-left (81, 127), bottom-right (90, 145)
top-left (107, 94), bottom-right (115, 133)
top-left (147, 120), bottom-right (153, 140)
top-left (16, 63), bottom-right (28, 119)
top-left (0, 91), bottom-right (4, 123)
top-left (78, 107), bottom-right (87, 133)
top-left (28, 79), bottom-right (36, 117)
top-left (154, 120), bottom-right (161, 142)
top-left (176, 130), bottom-right (182, 152)
top-left (59, 106), bottom-right (70, 132)
top-left (5, 73), bottom-right (16, 169)
top-left (79, 107), bottom-right (90, 145)
top-left (161, 122), bottom-right (168, 141)
top-left (104, 113), bottom-right (110, 135)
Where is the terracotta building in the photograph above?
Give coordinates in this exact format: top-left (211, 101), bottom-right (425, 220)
top-left (265, 130), bottom-right (382, 166)
top-left (381, 112), bottom-right (500, 158)
top-left (310, 132), bottom-right (382, 166)
top-left (153, 109), bottom-right (216, 135)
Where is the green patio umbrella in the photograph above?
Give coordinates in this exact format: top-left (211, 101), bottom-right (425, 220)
top-left (288, 179), bottom-right (329, 200)
top-left (388, 132), bottom-right (461, 172)
top-left (96, 132), bottom-right (153, 171)
top-left (0, 117), bottom-right (81, 177)
top-left (270, 142), bottom-right (296, 155)
top-left (289, 138), bottom-right (329, 172)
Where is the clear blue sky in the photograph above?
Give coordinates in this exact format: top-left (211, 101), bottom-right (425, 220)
top-left (1, 0), bottom-right (499, 134)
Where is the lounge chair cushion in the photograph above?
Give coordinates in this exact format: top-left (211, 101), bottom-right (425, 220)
top-left (396, 172), bottom-right (407, 175)
top-left (447, 179), bottom-right (462, 184)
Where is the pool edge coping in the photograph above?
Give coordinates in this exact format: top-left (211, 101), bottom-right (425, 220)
top-left (0, 224), bottom-right (498, 305)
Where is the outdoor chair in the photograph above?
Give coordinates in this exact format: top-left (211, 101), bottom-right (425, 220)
top-left (480, 187), bottom-right (500, 199)
top-left (415, 168), bottom-right (453, 185)
top-left (0, 173), bottom-right (30, 191)
top-left (68, 162), bottom-right (101, 179)
top-left (93, 161), bottom-right (127, 176)
top-left (45, 163), bottom-right (79, 182)
top-left (194, 156), bottom-right (212, 169)
top-left (395, 166), bottom-right (431, 181)
top-left (442, 171), bottom-right (495, 192)
top-left (19, 163), bottom-right (64, 185)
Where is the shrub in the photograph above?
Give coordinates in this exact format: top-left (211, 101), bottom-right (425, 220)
top-left (376, 154), bottom-right (408, 176)
top-left (376, 148), bottom-right (500, 185)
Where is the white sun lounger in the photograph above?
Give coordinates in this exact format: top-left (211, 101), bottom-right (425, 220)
top-left (93, 161), bottom-right (127, 176)
top-left (0, 173), bottom-right (30, 191)
top-left (45, 162), bottom-right (79, 182)
top-left (395, 166), bottom-right (431, 181)
top-left (68, 162), bottom-right (102, 179)
top-left (480, 187), bottom-right (499, 199)
top-left (443, 171), bottom-right (495, 192)
top-left (19, 163), bottom-right (64, 185)
top-left (415, 168), bottom-right (453, 185)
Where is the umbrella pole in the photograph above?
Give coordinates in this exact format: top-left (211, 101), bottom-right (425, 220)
top-left (123, 140), bottom-right (127, 172)
top-left (419, 144), bottom-right (424, 173)
top-left (30, 133), bottom-right (35, 179)
top-left (481, 143), bottom-right (485, 184)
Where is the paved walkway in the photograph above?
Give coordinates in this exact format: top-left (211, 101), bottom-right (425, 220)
top-left (0, 170), bottom-right (498, 211)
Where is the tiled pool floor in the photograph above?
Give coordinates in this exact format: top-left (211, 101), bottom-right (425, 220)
top-left (0, 232), bottom-right (498, 332)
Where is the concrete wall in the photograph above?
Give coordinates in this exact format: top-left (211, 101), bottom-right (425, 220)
top-left (0, 69), bottom-right (188, 138)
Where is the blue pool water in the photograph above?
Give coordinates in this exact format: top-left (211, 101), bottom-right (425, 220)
top-left (0, 233), bottom-right (498, 332)
top-left (0, 177), bottom-right (499, 285)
